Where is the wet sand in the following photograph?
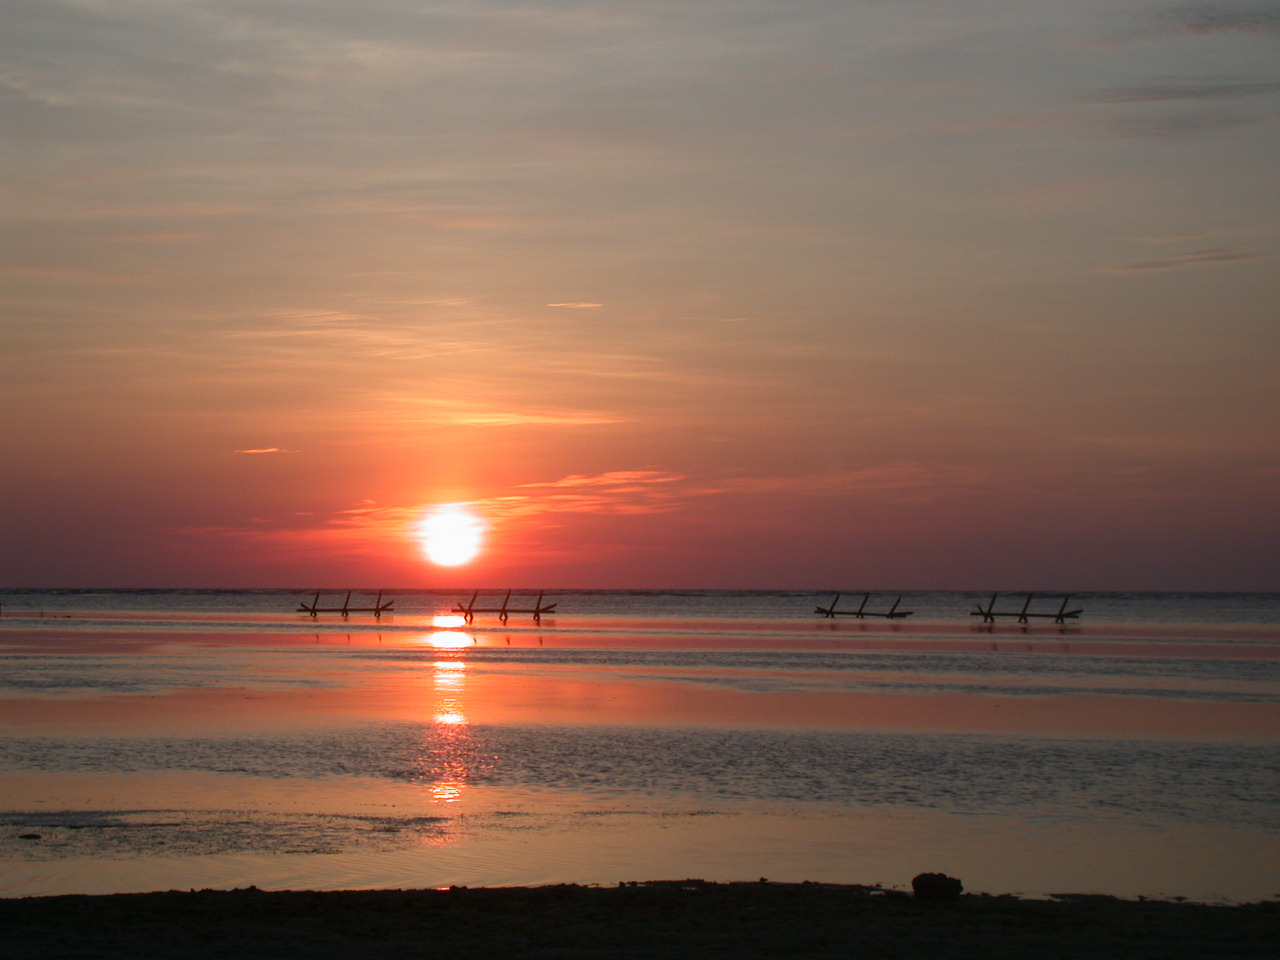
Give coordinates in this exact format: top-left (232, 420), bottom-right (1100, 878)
top-left (2, 881), bottom-right (1275, 960)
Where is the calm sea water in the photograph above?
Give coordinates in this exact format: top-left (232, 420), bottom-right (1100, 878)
top-left (2, 590), bottom-right (1278, 900)
top-left (4, 588), bottom-right (1280, 627)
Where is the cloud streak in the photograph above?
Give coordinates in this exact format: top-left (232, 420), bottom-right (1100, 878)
top-left (1111, 247), bottom-right (1261, 272)
top-left (1172, 5), bottom-right (1280, 36)
top-left (519, 471), bottom-right (685, 490)
top-left (1091, 81), bottom-right (1280, 102)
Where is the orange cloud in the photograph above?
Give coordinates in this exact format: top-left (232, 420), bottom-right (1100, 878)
top-left (519, 471), bottom-right (685, 489)
top-left (442, 411), bottom-right (626, 427)
top-left (167, 501), bottom-right (425, 566)
top-left (487, 471), bottom-right (689, 518)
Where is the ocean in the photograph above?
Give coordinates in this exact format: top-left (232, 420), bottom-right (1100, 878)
top-left (2, 589), bottom-right (1277, 901)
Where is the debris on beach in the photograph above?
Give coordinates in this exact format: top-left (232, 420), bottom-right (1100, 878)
top-left (912, 872), bottom-right (964, 902)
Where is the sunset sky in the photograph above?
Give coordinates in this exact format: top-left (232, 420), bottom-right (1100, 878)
top-left (2, 1), bottom-right (1277, 589)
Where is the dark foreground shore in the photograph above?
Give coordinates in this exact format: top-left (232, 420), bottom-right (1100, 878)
top-left (2, 882), bottom-right (1276, 960)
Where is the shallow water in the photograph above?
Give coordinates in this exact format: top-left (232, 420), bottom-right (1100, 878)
top-left (4, 588), bottom-right (1278, 627)
top-left (5, 725), bottom-right (1275, 824)
top-left (1, 592), bottom-right (1277, 901)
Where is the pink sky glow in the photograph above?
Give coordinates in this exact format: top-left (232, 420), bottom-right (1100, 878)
top-left (2, 1), bottom-right (1277, 589)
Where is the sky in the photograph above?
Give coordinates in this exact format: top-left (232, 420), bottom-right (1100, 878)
top-left (2, 0), bottom-right (1278, 590)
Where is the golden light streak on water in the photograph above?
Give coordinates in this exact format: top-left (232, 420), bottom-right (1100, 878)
top-left (423, 630), bottom-right (474, 648)
top-left (425, 654), bottom-right (472, 803)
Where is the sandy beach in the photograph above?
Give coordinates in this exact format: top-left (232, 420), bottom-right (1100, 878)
top-left (2, 881), bottom-right (1276, 960)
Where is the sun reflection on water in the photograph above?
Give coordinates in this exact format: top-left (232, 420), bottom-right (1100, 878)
top-left (423, 630), bottom-right (473, 648)
top-left (422, 638), bottom-right (474, 804)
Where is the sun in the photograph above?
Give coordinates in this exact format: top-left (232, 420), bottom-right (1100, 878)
top-left (419, 504), bottom-right (484, 566)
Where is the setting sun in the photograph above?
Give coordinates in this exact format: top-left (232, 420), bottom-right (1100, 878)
top-left (419, 504), bottom-right (483, 566)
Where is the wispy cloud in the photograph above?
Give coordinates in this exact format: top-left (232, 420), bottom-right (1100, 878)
top-left (1096, 109), bottom-right (1270, 139)
top-left (1087, 10), bottom-right (1280, 140)
top-left (394, 395), bottom-right (629, 428)
top-left (519, 471), bottom-right (684, 490)
top-left (443, 411), bottom-right (627, 427)
top-left (1111, 247), bottom-right (1261, 272)
top-left (494, 470), bottom-right (690, 517)
top-left (170, 500), bottom-right (424, 559)
top-left (706, 465), bottom-right (989, 497)
top-left (233, 447), bottom-right (299, 455)
top-left (1172, 5), bottom-right (1280, 36)
top-left (546, 302), bottom-right (604, 310)
top-left (101, 232), bottom-right (200, 244)
top-left (487, 465), bottom-right (990, 520)
top-left (1092, 81), bottom-right (1280, 103)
